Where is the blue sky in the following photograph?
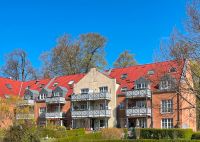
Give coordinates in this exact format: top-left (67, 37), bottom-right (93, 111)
top-left (0, 0), bottom-right (187, 69)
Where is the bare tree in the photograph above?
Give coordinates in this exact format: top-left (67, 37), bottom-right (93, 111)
top-left (157, 0), bottom-right (200, 129)
top-left (113, 50), bottom-right (137, 68)
top-left (80, 33), bottom-right (107, 73)
top-left (41, 33), bottom-right (107, 77)
top-left (1, 49), bottom-right (37, 81)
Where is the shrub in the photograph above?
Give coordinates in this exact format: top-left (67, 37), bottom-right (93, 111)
top-left (101, 128), bottom-right (124, 140)
top-left (37, 127), bottom-right (85, 138)
top-left (3, 124), bottom-right (40, 142)
top-left (55, 132), bottom-right (102, 142)
top-left (139, 128), bottom-right (193, 140)
top-left (191, 132), bottom-right (200, 140)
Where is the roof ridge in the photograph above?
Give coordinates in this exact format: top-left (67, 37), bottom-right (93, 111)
top-left (110, 59), bottom-right (182, 70)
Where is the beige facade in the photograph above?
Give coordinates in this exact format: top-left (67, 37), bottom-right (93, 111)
top-left (71, 68), bottom-right (119, 130)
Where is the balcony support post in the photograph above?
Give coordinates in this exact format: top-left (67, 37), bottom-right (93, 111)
top-left (145, 93), bottom-right (148, 128)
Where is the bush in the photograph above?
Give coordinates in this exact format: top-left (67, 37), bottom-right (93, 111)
top-left (56, 132), bottom-right (102, 142)
top-left (191, 132), bottom-right (200, 140)
top-left (37, 127), bottom-right (85, 138)
top-left (55, 138), bottom-right (200, 142)
top-left (3, 124), bottom-right (40, 142)
top-left (101, 128), bottom-right (124, 139)
top-left (139, 128), bottom-right (193, 140)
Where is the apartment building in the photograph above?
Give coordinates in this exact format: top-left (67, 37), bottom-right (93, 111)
top-left (108, 60), bottom-right (196, 131)
top-left (15, 75), bottom-right (84, 127)
top-left (71, 68), bottom-right (119, 130)
top-left (0, 60), bottom-right (197, 131)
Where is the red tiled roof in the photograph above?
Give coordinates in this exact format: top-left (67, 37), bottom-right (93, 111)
top-left (108, 60), bottom-right (185, 95)
top-left (0, 60), bottom-right (185, 98)
top-left (0, 77), bottom-right (22, 98)
top-left (48, 74), bottom-right (85, 98)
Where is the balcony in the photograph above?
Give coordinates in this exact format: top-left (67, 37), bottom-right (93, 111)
top-left (126, 107), bottom-right (151, 117)
top-left (46, 97), bottom-right (66, 104)
top-left (39, 113), bottom-right (46, 118)
top-left (17, 100), bottom-right (34, 106)
top-left (16, 114), bottom-right (34, 119)
top-left (45, 112), bottom-right (65, 118)
top-left (71, 109), bottom-right (111, 118)
top-left (126, 89), bottom-right (151, 98)
top-left (71, 92), bottom-right (111, 101)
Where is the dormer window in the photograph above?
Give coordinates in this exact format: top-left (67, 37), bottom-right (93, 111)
top-left (81, 88), bottom-right (89, 94)
top-left (6, 84), bottom-right (12, 89)
top-left (53, 82), bottom-right (58, 87)
top-left (68, 80), bottom-right (74, 86)
top-left (53, 92), bottom-right (60, 97)
top-left (135, 83), bottom-right (147, 89)
top-left (169, 67), bottom-right (176, 73)
top-left (121, 74), bottom-right (128, 79)
top-left (148, 70), bottom-right (155, 75)
top-left (159, 74), bottom-right (176, 91)
top-left (40, 84), bottom-right (45, 88)
top-left (38, 94), bottom-right (46, 100)
top-left (134, 77), bottom-right (150, 90)
top-left (160, 80), bottom-right (172, 90)
top-left (121, 87), bottom-right (128, 93)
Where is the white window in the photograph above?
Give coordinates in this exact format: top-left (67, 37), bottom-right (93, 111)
top-left (161, 118), bottom-right (173, 128)
top-left (39, 94), bottom-right (46, 100)
top-left (53, 92), bottom-right (60, 97)
top-left (136, 101), bottom-right (146, 108)
top-left (135, 83), bottom-right (147, 89)
top-left (121, 87), bottom-right (128, 93)
top-left (99, 86), bottom-right (108, 93)
top-left (121, 74), bottom-right (128, 79)
top-left (119, 103), bottom-right (125, 110)
top-left (160, 80), bottom-right (172, 90)
top-left (161, 100), bottom-right (173, 113)
top-left (81, 88), bottom-right (89, 94)
top-left (39, 107), bottom-right (46, 114)
top-left (100, 119), bottom-right (105, 128)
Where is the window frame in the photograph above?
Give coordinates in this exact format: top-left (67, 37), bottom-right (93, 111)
top-left (99, 86), bottom-right (108, 93)
top-left (121, 87), bottom-right (128, 93)
top-left (81, 88), bottom-right (89, 94)
top-left (161, 118), bottom-right (173, 128)
top-left (161, 99), bottom-right (173, 113)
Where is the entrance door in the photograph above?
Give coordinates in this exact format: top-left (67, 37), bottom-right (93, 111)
top-left (90, 119), bottom-right (95, 130)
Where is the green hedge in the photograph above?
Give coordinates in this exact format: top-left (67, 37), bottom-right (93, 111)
top-left (37, 128), bottom-right (85, 138)
top-left (55, 139), bottom-right (200, 142)
top-left (56, 132), bottom-right (102, 142)
top-left (191, 132), bottom-right (200, 140)
top-left (139, 128), bottom-right (193, 140)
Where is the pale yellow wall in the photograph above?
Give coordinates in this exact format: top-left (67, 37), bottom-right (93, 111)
top-left (73, 68), bottom-right (119, 128)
